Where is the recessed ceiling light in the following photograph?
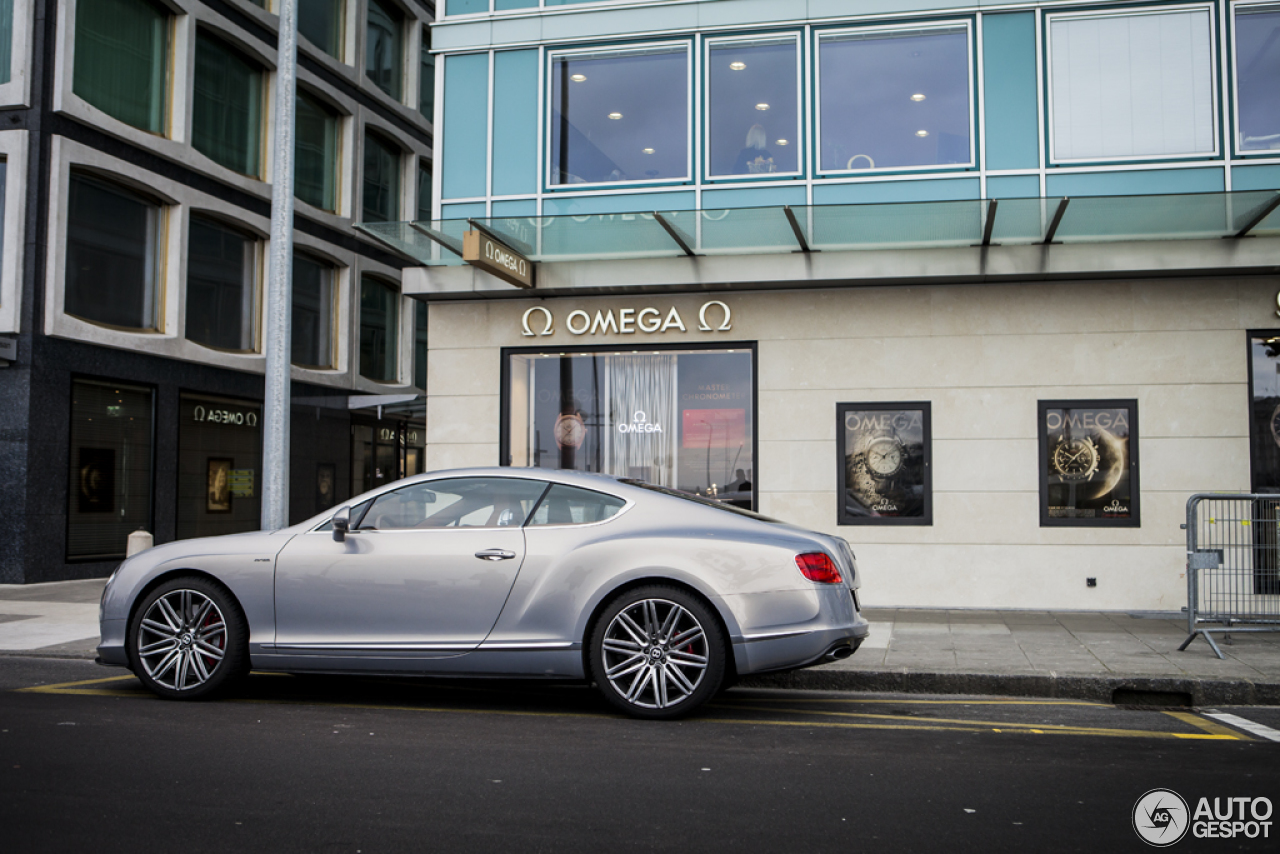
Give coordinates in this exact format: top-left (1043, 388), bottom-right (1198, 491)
top-left (729, 61), bottom-right (746, 71)
top-left (775, 139), bottom-right (789, 146)
top-left (911, 93), bottom-right (926, 101)
top-left (915, 129), bottom-right (929, 137)
top-left (570, 74), bottom-right (587, 82)
top-left (608, 112), bottom-right (623, 120)
top-left (643, 147), bottom-right (655, 154)
top-left (755, 103), bottom-right (770, 111)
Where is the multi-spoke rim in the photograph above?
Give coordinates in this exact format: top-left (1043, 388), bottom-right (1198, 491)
top-left (601, 598), bottom-right (708, 710)
top-left (137, 589), bottom-right (228, 691)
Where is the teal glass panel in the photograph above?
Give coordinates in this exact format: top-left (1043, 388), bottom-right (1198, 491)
top-left (295, 90), bottom-right (338, 211)
top-left (1045, 169), bottom-right (1223, 198)
top-left (362, 132), bottom-right (401, 222)
top-left (492, 199), bottom-right (537, 217)
top-left (809, 200), bottom-right (982, 250)
top-left (441, 202), bottom-right (486, 219)
top-left (1053, 191), bottom-right (1279, 243)
top-left (186, 216), bottom-right (255, 351)
top-left (534, 212), bottom-right (690, 261)
top-left (193, 31), bottom-right (263, 177)
top-left (812, 178), bottom-right (979, 205)
top-left (707, 37), bottom-right (799, 177)
top-left (492, 50), bottom-right (538, 196)
top-left (420, 35), bottom-right (435, 120)
top-left (292, 253), bottom-right (335, 368)
top-left (442, 53), bottom-right (489, 199)
top-left (541, 192), bottom-right (695, 216)
top-left (300, 0), bottom-right (344, 59)
top-left (446, 0), bottom-right (489, 14)
top-left (360, 277), bottom-right (399, 382)
top-left (1232, 165), bottom-right (1280, 192)
top-left (495, 0), bottom-right (537, 9)
top-left (366, 0), bottom-right (402, 100)
top-left (73, 0), bottom-right (169, 133)
top-left (697, 206), bottom-right (806, 255)
top-left (701, 185), bottom-right (806, 209)
top-left (357, 221), bottom-right (467, 266)
top-left (986, 197), bottom-right (1059, 244)
top-left (981, 13), bottom-right (1039, 171)
top-left (417, 162), bottom-right (432, 221)
top-left (413, 301), bottom-right (428, 389)
top-left (986, 175), bottom-right (1039, 199)
top-left (0, 0), bottom-right (13, 85)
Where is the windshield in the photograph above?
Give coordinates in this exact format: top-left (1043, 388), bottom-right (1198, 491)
top-left (619, 480), bottom-right (781, 523)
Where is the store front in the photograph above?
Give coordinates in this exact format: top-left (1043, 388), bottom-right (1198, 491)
top-left (351, 415), bottom-right (426, 495)
top-left (177, 394), bottom-right (263, 541)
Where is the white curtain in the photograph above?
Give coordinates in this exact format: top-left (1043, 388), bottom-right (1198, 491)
top-left (607, 355), bottom-right (677, 486)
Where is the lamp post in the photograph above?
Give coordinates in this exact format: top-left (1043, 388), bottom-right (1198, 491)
top-left (261, 0), bottom-right (299, 531)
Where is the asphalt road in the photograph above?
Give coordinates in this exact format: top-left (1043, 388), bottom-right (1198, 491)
top-left (1, 657), bottom-right (1277, 853)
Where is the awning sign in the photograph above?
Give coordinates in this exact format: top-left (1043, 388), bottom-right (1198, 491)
top-left (463, 230), bottom-right (534, 289)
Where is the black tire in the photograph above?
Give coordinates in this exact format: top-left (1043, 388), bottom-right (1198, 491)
top-left (126, 576), bottom-right (249, 700)
top-left (589, 584), bottom-right (727, 720)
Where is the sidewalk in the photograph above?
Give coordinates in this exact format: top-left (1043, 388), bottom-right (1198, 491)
top-left (3, 580), bottom-right (1279, 705)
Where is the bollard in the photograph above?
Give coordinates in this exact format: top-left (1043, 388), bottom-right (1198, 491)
top-left (126, 528), bottom-right (154, 557)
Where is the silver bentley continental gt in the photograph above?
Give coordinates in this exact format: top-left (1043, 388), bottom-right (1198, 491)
top-left (97, 468), bottom-right (869, 719)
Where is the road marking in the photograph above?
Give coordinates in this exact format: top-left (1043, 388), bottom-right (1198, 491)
top-left (1204, 712), bottom-right (1280, 742)
top-left (17, 675), bottom-right (136, 693)
top-left (1164, 711), bottom-right (1254, 741)
top-left (724, 697), bottom-right (1108, 707)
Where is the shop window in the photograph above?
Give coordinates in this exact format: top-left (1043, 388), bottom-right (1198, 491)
top-left (1037, 399), bottom-right (1140, 527)
top-left (366, 0), bottom-right (402, 100)
top-left (185, 215), bottom-right (258, 352)
top-left (65, 172), bottom-right (162, 331)
top-left (549, 45), bottom-right (689, 186)
top-left (527, 484), bottom-right (625, 526)
top-left (300, 0), bottom-right (344, 60)
top-left (67, 380), bottom-right (154, 560)
top-left (837, 403), bottom-right (933, 526)
top-left (1048, 9), bottom-right (1215, 162)
top-left (818, 25), bottom-right (972, 172)
top-left (295, 89), bottom-right (339, 211)
top-left (193, 29), bottom-right (264, 177)
top-left (1248, 334), bottom-right (1280, 491)
top-left (0, 0), bottom-right (13, 84)
top-left (706, 36), bottom-right (800, 178)
top-left (416, 162), bottom-right (431, 222)
top-left (177, 394), bottom-right (263, 540)
top-left (362, 131), bottom-right (401, 222)
top-left (419, 29), bottom-right (435, 120)
top-left (504, 346), bottom-right (755, 508)
top-left (359, 276), bottom-right (398, 382)
top-left (412, 300), bottom-right (427, 389)
top-left (73, 0), bottom-right (169, 134)
top-left (292, 252), bottom-right (335, 369)
top-left (1234, 4), bottom-right (1280, 153)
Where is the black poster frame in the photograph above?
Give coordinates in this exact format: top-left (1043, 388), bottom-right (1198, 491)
top-left (836, 401), bottom-right (933, 526)
top-left (1037, 398), bottom-right (1141, 528)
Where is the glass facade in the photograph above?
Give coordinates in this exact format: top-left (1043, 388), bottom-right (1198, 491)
top-left (550, 46), bottom-right (689, 185)
top-left (73, 0), bottom-right (169, 134)
top-left (193, 30), bottom-right (264, 177)
top-left (176, 394), bottom-right (262, 540)
top-left (296, 89), bottom-right (339, 211)
top-left (359, 276), bottom-right (398, 382)
top-left (818, 26), bottom-right (972, 172)
top-left (65, 173), bottom-right (161, 331)
top-left (416, 162), bottom-right (432, 221)
top-left (420, 31), bottom-right (435, 120)
top-left (505, 347), bottom-right (754, 507)
top-left (300, 0), bottom-right (345, 60)
top-left (185, 216), bottom-right (257, 352)
top-left (413, 300), bottom-right (428, 388)
top-left (366, 0), bottom-right (403, 100)
top-left (362, 132), bottom-right (401, 222)
top-left (706, 37), bottom-right (799, 177)
top-left (292, 253), bottom-right (335, 369)
top-left (67, 380), bottom-right (154, 560)
top-left (1236, 4), bottom-right (1280, 153)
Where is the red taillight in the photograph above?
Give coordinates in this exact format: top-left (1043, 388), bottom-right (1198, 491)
top-left (796, 552), bottom-right (843, 584)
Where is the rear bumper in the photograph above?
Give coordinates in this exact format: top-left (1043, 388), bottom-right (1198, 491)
top-left (732, 612), bottom-right (870, 675)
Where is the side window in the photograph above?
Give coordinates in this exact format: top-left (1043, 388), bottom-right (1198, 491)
top-left (528, 485), bottom-right (626, 526)
top-left (316, 498), bottom-right (372, 532)
top-left (361, 478), bottom-right (547, 530)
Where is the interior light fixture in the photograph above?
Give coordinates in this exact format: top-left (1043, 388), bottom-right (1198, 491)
top-left (775, 139), bottom-right (789, 146)
top-left (915, 129), bottom-right (929, 137)
top-left (608, 112), bottom-right (623, 120)
top-left (643, 147), bottom-right (655, 154)
top-left (570, 74), bottom-right (587, 82)
top-left (911, 93), bottom-right (926, 101)
top-left (755, 103), bottom-right (769, 111)
top-left (729, 61), bottom-right (747, 71)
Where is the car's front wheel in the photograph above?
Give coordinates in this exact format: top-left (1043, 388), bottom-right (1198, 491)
top-left (127, 577), bottom-right (248, 700)
top-left (589, 585), bottom-right (726, 719)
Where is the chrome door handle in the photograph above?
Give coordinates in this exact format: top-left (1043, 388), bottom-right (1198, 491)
top-left (475, 549), bottom-right (517, 561)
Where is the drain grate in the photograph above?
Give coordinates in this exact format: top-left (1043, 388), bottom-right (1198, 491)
top-left (1111, 688), bottom-right (1193, 708)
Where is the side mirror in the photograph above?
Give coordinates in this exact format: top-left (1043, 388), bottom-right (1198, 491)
top-left (332, 506), bottom-right (351, 542)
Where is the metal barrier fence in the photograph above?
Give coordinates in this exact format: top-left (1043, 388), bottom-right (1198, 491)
top-left (1180, 493), bottom-right (1280, 659)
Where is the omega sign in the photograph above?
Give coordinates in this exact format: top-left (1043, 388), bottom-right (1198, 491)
top-left (521, 301), bottom-right (732, 337)
top-left (463, 230), bottom-right (533, 289)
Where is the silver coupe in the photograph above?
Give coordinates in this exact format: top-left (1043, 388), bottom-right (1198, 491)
top-left (97, 468), bottom-right (869, 718)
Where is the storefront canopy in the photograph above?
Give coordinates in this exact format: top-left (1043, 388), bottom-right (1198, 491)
top-left (359, 190), bottom-right (1280, 269)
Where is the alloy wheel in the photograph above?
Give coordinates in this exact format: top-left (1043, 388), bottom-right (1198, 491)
top-left (600, 598), bottom-right (709, 710)
top-left (136, 589), bottom-right (228, 691)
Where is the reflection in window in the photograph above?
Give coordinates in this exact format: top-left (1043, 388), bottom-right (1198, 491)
top-left (295, 89), bottom-right (339, 211)
top-left (413, 300), bottom-right (428, 388)
top-left (73, 0), bottom-right (169, 133)
top-left (362, 132), bottom-right (400, 222)
top-left (363, 478), bottom-right (547, 529)
top-left (366, 0), bottom-right (402, 100)
top-left (818, 26), bottom-right (971, 172)
top-left (177, 394), bottom-right (262, 541)
top-left (300, 0), bottom-right (344, 60)
top-left (707, 37), bottom-right (799, 177)
top-left (550, 46), bottom-right (688, 185)
top-left (416, 162), bottom-right (431, 221)
top-left (292, 253), bottom-right (335, 369)
top-left (1236, 5), bottom-right (1280, 152)
top-left (360, 276), bottom-right (398, 382)
top-left (528, 484), bottom-right (625, 526)
top-left (65, 173), bottom-right (161, 330)
top-left (193, 30), bottom-right (264, 176)
top-left (420, 30), bottom-right (435, 120)
top-left (1049, 10), bottom-right (1214, 161)
top-left (506, 348), bottom-right (755, 508)
top-left (186, 216), bottom-right (256, 351)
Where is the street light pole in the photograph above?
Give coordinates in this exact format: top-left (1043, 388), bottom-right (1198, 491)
top-left (261, 0), bottom-right (299, 531)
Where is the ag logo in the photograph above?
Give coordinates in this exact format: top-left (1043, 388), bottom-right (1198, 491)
top-left (1133, 789), bottom-right (1189, 846)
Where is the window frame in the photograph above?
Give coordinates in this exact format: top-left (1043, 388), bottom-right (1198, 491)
top-left (365, 0), bottom-right (405, 102)
top-left (1037, 398), bottom-right (1141, 529)
top-left (814, 19), bottom-right (977, 177)
top-left (358, 273), bottom-right (401, 383)
top-left (703, 31), bottom-right (805, 182)
top-left (361, 128), bottom-right (403, 223)
top-left (183, 211), bottom-right (262, 353)
top-left (1229, 0), bottom-right (1280, 158)
top-left (544, 40), bottom-right (695, 191)
top-left (291, 249), bottom-right (339, 370)
top-left (1044, 3), bottom-right (1220, 166)
top-left (294, 84), bottom-right (343, 213)
top-left (191, 26), bottom-right (268, 178)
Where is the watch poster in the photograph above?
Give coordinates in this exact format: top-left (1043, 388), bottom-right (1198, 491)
top-left (1039, 400), bottom-right (1140, 527)
top-left (837, 403), bottom-right (932, 526)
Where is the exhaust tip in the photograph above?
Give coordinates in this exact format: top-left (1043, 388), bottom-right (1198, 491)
top-left (824, 644), bottom-right (854, 661)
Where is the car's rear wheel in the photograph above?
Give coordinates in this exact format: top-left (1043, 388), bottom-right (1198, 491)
top-left (589, 585), bottom-right (726, 719)
top-left (127, 577), bottom-right (248, 700)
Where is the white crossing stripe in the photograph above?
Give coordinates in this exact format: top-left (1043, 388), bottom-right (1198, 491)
top-left (1205, 712), bottom-right (1280, 743)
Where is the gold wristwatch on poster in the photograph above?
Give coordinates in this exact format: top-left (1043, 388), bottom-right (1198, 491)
top-left (1051, 436), bottom-right (1099, 481)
